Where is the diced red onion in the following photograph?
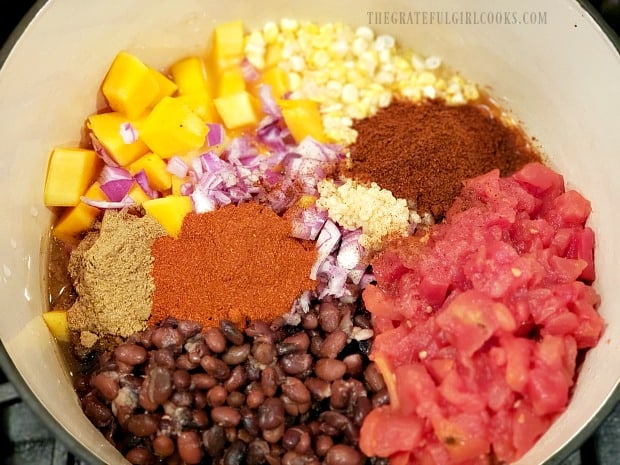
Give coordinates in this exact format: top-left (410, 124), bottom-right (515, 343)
top-left (258, 84), bottom-right (282, 118)
top-left (316, 256), bottom-right (349, 299)
top-left (120, 122), bottom-right (138, 144)
top-left (336, 229), bottom-right (363, 270)
top-left (310, 219), bottom-right (341, 279)
top-left (206, 123), bottom-right (225, 146)
top-left (190, 189), bottom-right (217, 213)
top-left (240, 57), bottom-right (261, 83)
top-left (359, 272), bottom-right (376, 289)
top-left (99, 166), bottom-right (134, 201)
top-left (80, 195), bottom-right (135, 209)
top-left (166, 156), bottom-right (189, 178)
top-left (180, 182), bottom-right (194, 196)
top-left (134, 170), bottom-right (159, 199)
top-left (291, 205), bottom-right (328, 241)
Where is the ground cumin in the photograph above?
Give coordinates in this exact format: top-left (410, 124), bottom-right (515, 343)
top-left (150, 202), bottom-right (317, 328)
top-left (344, 98), bottom-right (542, 219)
top-left (66, 209), bottom-right (166, 345)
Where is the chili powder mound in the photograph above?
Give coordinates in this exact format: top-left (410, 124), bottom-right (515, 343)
top-left (149, 202), bottom-right (317, 328)
top-left (344, 99), bottom-right (542, 219)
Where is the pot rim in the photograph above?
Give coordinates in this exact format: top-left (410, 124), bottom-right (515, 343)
top-left (0, 1), bottom-right (618, 464)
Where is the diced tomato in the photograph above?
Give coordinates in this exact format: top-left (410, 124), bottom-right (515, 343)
top-left (571, 298), bottom-right (604, 348)
top-left (500, 336), bottom-right (532, 393)
top-left (548, 190), bottom-right (591, 227)
top-left (432, 412), bottom-right (491, 463)
top-left (527, 366), bottom-right (569, 416)
top-left (394, 362), bottom-right (439, 416)
top-left (542, 311), bottom-right (579, 337)
top-left (359, 407), bottom-right (424, 458)
top-left (489, 410), bottom-right (517, 463)
top-left (371, 248), bottom-right (409, 286)
top-left (512, 162), bottom-right (564, 198)
top-left (512, 402), bottom-right (551, 458)
top-left (571, 227), bottom-right (596, 281)
top-left (362, 284), bottom-right (403, 321)
top-left (438, 369), bottom-right (486, 413)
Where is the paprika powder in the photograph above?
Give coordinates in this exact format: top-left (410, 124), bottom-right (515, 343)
top-left (344, 98), bottom-right (542, 219)
top-left (149, 202), bottom-right (317, 328)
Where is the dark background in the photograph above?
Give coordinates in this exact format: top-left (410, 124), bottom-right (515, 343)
top-left (1, 1), bottom-right (619, 465)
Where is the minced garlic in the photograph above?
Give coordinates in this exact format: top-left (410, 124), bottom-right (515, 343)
top-left (316, 178), bottom-right (416, 249)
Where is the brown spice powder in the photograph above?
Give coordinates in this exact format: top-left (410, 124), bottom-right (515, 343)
top-left (66, 209), bottom-right (166, 344)
top-left (344, 99), bottom-right (542, 219)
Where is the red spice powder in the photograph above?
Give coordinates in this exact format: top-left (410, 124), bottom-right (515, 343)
top-left (149, 202), bottom-right (317, 328)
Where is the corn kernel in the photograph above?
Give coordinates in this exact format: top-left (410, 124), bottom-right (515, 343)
top-left (425, 56), bottom-right (442, 70)
top-left (289, 55), bottom-right (306, 72)
top-left (418, 71), bottom-right (437, 86)
top-left (262, 21), bottom-right (279, 44)
top-left (280, 18), bottom-right (299, 32)
top-left (310, 50), bottom-right (330, 68)
top-left (288, 72), bottom-right (302, 91)
top-left (463, 84), bottom-right (480, 101)
top-left (355, 26), bottom-right (375, 41)
top-left (422, 85), bottom-right (437, 99)
top-left (374, 34), bottom-right (395, 51)
top-left (341, 83), bottom-right (359, 104)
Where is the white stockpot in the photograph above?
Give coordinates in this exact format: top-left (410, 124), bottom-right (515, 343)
top-left (0, 0), bottom-right (618, 464)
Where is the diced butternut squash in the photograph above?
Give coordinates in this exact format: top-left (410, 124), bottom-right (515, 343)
top-left (261, 67), bottom-right (289, 99)
top-left (139, 96), bottom-right (208, 158)
top-left (171, 175), bottom-right (187, 196)
top-left (128, 153), bottom-right (172, 191)
top-left (278, 99), bottom-right (327, 143)
top-left (210, 20), bottom-right (245, 72)
top-left (44, 148), bottom-right (102, 207)
top-left (42, 309), bottom-right (70, 343)
top-left (214, 91), bottom-right (261, 130)
top-left (217, 67), bottom-right (246, 97)
top-left (127, 182), bottom-right (151, 206)
top-left (170, 56), bottom-right (210, 95)
top-left (175, 94), bottom-right (220, 123)
top-left (52, 182), bottom-right (106, 244)
top-left (87, 112), bottom-right (149, 166)
top-left (142, 195), bottom-right (193, 238)
top-left (101, 51), bottom-right (161, 119)
top-left (149, 67), bottom-right (178, 101)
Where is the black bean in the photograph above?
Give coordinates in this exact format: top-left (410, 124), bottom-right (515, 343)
top-left (247, 438), bottom-right (270, 465)
top-left (342, 354), bottom-right (363, 377)
top-left (172, 369), bottom-right (191, 390)
top-left (304, 377), bottom-right (332, 400)
top-left (258, 397), bottom-right (285, 430)
top-left (253, 340), bottom-right (277, 364)
top-left (200, 355), bottom-right (231, 380)
top-left (314, 435), bottom-right (333, 457)
top-left (138, 327), bottom-right (154, 348)
top-left (301, 311), bottom-right (318, 330)
top-left (226, 391), bottom-right (246, 408)
top-left (91, 372), bottom-right (119, 401)
top-left (152, 327), bottom-right (184, 352)
top-left (211, 406), bottom-right (242, 427)
top-left (329, 379), bottom-right (351, 410)
top-left (282, 332), bottom-right (310, 353)
top-left (176, 353), bottom-right (198, 370)
top-left (372, 388), bottom-right (390, 408)
top-left (245, 320), bottom-right (274, 340)
top-left (191, 409), bottom-right (210, 428)
top-left (220, 319), bottom-right (245, 345)
top-left (153, 434), bottom-right (175, 457)
top-left (178, 320), bottom-right (202, 339)
top-left (320, 411), bottom-right (349, 432)
top-left (281, 377), bottom-right (311, 404)
top-left (319, 330), bottom-right (347, 359)
top-left (207, 385), bottom-right (228, 407)
top-left (262, 423), bottom-right (285, 444)
top-left (261, 366), bottom-right (278, 397)
top-left (325, 445), bottom-right (364, 465)
top-left (309, 335), bottom-right (323, 357)
top-left (275, 342), bottom-right (298, 357)
top-left (177, 430), bottom-right (203, 464)
top-left (364, 363), bottom-right (385, 392)
top-left (191, 373), bottom-right (217, 390)
top-left (280, 353), bottom-right (312, 376)
top-left (352, 396), bottom-right (372, 427)
top-left (114, 343), bottom-right (148, 365)
top-left (194, 391), bottom-right (207, 409)
top-left (224, 439), bottom-right (247, 465)
top-left (205, 327), bottom-right (228, 353)
top-left (241, 407), bottom-right (261, 436)
top-left (203, 425), bottom-right (226, 458)
top-left (126, 413), bottom-right (159, 437)
top-left (282, 426), bottom-right (312, 454)
top-left (318, 301), bottom-right (340, 332)
top-left (81, 392), bottom-right (113, 428)
top-left (125, 446), bottom-right (153, 465)
top-left (246, 385), bottom-right (265, 409)
top-left (154, 348), bottom-right (176, 370)
top-left (170, 390), bottom-right (193, 407)
top-left (186, 338), bottom-right (209, 364)
top-left (223, 343), bottom-right (251, 365)
top-left (147, 366), bottom-right (172, 405)
top-left (224, 365), bottom-right (248, 392)
top-left (315, 358), bottom-right (347, 382)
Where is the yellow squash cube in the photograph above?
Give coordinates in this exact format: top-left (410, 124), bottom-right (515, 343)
top-left (52, 181), bottom-right (107, 244)
top-left (44, 147), bottom-right (102, 207)
top-left (260, 67), bottom-right (289, 99)
top-left (278, 99), bottom-right (327, 143)
top-left (142, 195), bottom-right (193, 238)
top-left (87, 112), bottom-right (149, 166)
top-left (42, 309), bottom-right (70, 343)
top-left (149, 67), bottom-right (178, 101)
top-left (175, 94), bottom-right (220, 123)
top-left (139, 96), bottom-right (208, 158)
top-left (102, 51), bottom-right (161, 119)
top-left (171, 175), bottom-right (187, 196)
top-left (170, 56), bottom-right (211, 95)
top-left (217, 67), bottom-right (246, 97)
top-left (127, 182), bottom-right (151, 206)
top-left (210, 20), bottom-right (245, 72)
top-left (128, 153), bottom-right (172, 191)
top-left (214, 91), bottom-right (261, 130)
